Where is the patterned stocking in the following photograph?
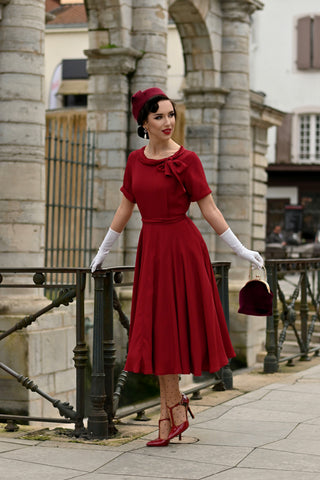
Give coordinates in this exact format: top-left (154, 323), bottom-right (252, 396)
top-left (157, 376), bottom-right (171, 439)
top-left (160, 374), bottom-right (187, 427)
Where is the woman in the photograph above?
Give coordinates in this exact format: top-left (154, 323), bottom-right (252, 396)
top-left (91, 87), bottom-right (264, 446)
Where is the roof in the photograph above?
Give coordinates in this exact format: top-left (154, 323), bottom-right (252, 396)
top-left (46, 1), bottom-right (87, 26)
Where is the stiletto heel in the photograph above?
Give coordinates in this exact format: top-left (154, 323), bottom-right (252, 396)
top-left (167, 394), bottom-right (194, 441)
top-left (146, 418), bottom-right (170, 447)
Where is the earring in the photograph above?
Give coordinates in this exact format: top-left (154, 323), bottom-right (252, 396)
top-left (137, 125), bottom-right (145, 138)
top-left (144, 128), bottom-right (148, 139)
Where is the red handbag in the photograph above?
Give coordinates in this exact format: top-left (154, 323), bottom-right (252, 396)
top-left (238, 267), bottom-right (273, 316)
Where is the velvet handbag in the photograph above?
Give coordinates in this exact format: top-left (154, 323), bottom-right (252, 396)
top-left (238, 266), bottom-right (273, 316)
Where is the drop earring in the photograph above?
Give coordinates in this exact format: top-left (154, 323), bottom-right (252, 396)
top-left (144, 128), bottom-right (148, 139)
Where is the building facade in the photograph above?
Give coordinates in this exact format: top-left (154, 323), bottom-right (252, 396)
top-left (250, 0), bottom-right (320, 243)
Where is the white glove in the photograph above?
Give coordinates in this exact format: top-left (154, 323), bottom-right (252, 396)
top-left (90, 228), bottom-right (121, 272)
top-left (219, 227), bottom-right (264, 269)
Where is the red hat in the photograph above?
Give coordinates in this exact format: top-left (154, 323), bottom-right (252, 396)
top-left (131, 87), bottom-right (167, 122)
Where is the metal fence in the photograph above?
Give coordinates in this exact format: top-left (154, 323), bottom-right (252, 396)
top-left (264, 258), bottom-right (320, 373)
top-left (45, 111), bottom-right (95, 287)
top-left (0, 263), bottom-right (232, 439)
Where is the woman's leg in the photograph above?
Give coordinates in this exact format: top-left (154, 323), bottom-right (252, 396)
top-left (157, 376), bottom-right (171, 439)
top-left (146, 376), bottom-right (171, 446)
top-left (162, 374), bottom-right (187, 427)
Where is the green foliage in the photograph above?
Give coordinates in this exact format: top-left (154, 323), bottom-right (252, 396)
top-left (100, 43), bottom-right (118, 49)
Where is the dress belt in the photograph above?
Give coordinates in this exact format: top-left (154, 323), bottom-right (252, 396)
top-left (142, 215), bottom-right (187, 224)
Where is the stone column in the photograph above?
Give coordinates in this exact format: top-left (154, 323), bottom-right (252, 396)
top-left (0, 0), bottom-right (65, 419)
top-left (216, 0), bottom-right (263, 280)
top-left (85, 48), bottom-right (142, 267)
top-left (0, 0), bottom-right (46, 274)
top-left (124, 0), bottom-right (169, 265)
top-left (217, 0), bottom-right (263, 366)
top-left (183, 87), bottom-right (229, 255)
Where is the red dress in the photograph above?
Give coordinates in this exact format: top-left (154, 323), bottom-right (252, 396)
top-left (121, 146), bottom-right (235, 376)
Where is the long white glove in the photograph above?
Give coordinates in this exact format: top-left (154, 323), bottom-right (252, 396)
top-left (220, 227), bottom-right (264, 269)
top-left (90, 228), bottom-right (121, 272)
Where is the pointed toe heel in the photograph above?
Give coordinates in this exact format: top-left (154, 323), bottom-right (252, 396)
top-left (167, 394), bottom-right (194, 441)
top-left (146, 418), bottom-right (170, 447)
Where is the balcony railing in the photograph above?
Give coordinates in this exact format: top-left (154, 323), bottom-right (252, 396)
top-left (0, 263), bottom-right (232, 439)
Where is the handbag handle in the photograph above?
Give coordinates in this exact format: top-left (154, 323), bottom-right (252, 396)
top-left (249, 266), bottom-right (271, 294)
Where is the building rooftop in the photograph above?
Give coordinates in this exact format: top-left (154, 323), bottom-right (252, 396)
top-left (46, 0), bottom-right (87, 26)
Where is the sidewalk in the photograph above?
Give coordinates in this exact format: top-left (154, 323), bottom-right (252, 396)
top-left (2, 359), bottom-right (320, 479)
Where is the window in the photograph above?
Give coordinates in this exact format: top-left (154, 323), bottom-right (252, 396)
top-left (57, 59), bottom-right (88, 108)
top-left (297, 16), bottom-right (320, 70)
top-left (299, 114), bottom-right (320, 162)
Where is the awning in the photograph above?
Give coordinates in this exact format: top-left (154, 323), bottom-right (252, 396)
top-left (57, 79), bottom-right (88, 95)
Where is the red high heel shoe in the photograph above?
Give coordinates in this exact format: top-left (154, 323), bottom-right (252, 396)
top-left (167, 394), bottom-right (194, 441)
top-left (146, 418), bottom-right (171, 447)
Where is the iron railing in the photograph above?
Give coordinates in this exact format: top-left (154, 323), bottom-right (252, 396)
top-left (264, 258), bottom-right (320, 373)
top-left (0, 262), bottom-right (232, 438)
top-left (45, 112), bottom-right (95, 287)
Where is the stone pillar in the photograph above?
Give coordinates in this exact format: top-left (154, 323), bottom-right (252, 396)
top-left (85, 48), bottom-right (142, 267)
top-left (0, 0), bottom-right (71, 419)
top-left (217, 0), bottom-right (264, 366)
top-left (216, 0), bottom-right (263, 280)
top-left (248, 91), bottom-right (285, 365)
top-left (124, 0), bottom-right (169, 265)
top-left (183, 87), bottom-right (229, 255)
top-left (0, 0), bottom-right (46, 274)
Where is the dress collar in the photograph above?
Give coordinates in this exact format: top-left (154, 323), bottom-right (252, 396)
top-left (139, 145), bottom-right (184, 165)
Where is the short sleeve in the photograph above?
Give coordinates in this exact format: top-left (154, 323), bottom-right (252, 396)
top-left (183, 153), bottom-right (212, 202)
top-left (120, 154), bottom-right (136, 203)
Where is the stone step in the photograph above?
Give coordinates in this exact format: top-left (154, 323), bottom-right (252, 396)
top-left (256, 341), bottom-right (320, 363)
top-left (285, 330), bottom-right (320, 343)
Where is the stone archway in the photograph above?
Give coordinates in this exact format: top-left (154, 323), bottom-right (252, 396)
top-left (169, 0), bottom-right (228, 253)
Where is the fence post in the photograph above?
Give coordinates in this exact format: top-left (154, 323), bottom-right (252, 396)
top-left (212, 262), bottom-right (233, 389)
top-left (103, 271), bottom-right (117, 435)
top-left (264, 262), bottom-right (279, 373)
top-left (73, 270), bottom-right (88, 435)
top-left (87, 272), bottom-right (109, 438)
top-left (300, 268), bottom-right (309, 360)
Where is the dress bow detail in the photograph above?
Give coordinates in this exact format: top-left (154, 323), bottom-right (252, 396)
top-left (157, 158), bottom-right (188, 193)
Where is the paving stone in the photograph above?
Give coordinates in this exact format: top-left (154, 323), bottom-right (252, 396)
top-left (96, 451), bottom-right (227, 479)
top-left (185, 426), bottom-right (285, 448)
top-left (0, 445), bottom-right (121, 472)
top-left (0, 457), bottom-right (84, 480)
top-left (216, 404), bottom-right (314, 424)
top-left (239, 448), bottom-right (320, 473)
top-left (134, 443), bottom-right (253, 467)
top-left (194, 417), bottom-right (296, 439)
top-left (263, 437), bottom-right (320, 457)
top-left (205, 467), bottom-right (317, 480)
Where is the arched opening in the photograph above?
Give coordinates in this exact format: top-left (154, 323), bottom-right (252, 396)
top-left (169, 0), bottom-right (216, 90)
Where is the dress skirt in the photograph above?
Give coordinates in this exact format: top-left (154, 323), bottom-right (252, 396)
top-left (122, 146), bottom-right (236, 376)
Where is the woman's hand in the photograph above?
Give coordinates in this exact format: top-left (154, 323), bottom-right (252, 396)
top-left (233, 246), bottom-right (264, 269)
top-left (219, 228), bottom-right (264, 269)
top-left (90, 228), bottom-right (121, 272)
top-left (90, 195), bottom-right (135, 273)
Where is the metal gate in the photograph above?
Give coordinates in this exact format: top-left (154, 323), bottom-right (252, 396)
top-left (45, 110), bottom-right (95, 286)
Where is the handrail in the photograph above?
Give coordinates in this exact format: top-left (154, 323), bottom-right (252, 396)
top-left (0, 263), bottom-right (232, 438)
top-left (264, 258), bottom-right (320, 373)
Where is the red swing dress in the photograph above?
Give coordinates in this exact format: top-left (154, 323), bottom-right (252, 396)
top-left (122, 146), bottom-right (235, 376)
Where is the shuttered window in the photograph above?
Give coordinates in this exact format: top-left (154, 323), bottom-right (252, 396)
top-left (297, 16), bottom-right (320, 69)
top-left (276, 114), bottom-right (292, 164)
